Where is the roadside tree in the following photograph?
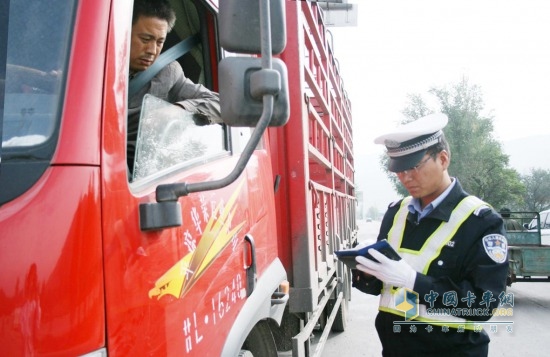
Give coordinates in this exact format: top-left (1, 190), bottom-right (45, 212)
top-left (521, 168), bottom-right (550, 212)
top-left (382, 77), bottom-right (524, 208)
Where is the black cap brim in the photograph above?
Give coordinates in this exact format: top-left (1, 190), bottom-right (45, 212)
top-left (388, 149), bottom-right (427, 173)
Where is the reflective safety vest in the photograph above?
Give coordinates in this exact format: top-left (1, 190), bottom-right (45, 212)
top-left (379, 195), bottom-right (487, 329)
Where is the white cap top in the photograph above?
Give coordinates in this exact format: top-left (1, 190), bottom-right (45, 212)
top-left (374, 113), bottom-right (448, 146)
top-left (374, 113), bottom-right (449, 172)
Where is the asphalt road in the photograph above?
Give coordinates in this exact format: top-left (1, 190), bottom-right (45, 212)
top-left (322, 220), bottom-right (550, 357)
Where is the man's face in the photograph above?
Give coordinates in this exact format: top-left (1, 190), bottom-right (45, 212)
top-left (395, 151), bottom-right (450, 206)
top-left (130, 16), bottom-right (169, 73)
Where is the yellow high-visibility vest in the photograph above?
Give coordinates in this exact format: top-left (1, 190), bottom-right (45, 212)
top-left (379, 196), bottom-right (487, 329)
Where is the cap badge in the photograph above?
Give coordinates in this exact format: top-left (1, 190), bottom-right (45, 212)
top-left (384, 139), bottom-right (401, 148)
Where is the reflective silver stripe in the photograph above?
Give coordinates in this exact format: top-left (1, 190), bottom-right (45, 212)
top-left (385, 197), bottom-right (412, 253)
top-left (386, 131), bottom-right (443, 157)
top-left (379, 196), bottom-right (487, 327)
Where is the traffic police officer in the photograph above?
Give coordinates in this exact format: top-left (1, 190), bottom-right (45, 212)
top-left (353, 113), bottom-right (509, 356)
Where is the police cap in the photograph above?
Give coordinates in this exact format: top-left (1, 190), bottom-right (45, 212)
top-left (374, 113), bottom-right (448, 173)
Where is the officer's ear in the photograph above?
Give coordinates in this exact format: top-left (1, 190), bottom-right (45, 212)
top-left (438, 150), bottom-right (450, 169)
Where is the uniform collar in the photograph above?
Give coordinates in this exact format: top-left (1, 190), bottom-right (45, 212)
top-left (427, 178), bottom-right (468, 222)
top-left (407, 178), bottom-right (467, 223)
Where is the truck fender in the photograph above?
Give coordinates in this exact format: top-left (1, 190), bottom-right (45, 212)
top-left (221, 258), bottom-right (288, 356)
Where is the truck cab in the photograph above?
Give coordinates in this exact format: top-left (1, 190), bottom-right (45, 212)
top-left (1, 1), bottom-right (356, 356)
top-left (1, 0), bottom-right (290, 355)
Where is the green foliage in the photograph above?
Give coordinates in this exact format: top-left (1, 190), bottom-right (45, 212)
top-left (521, 168), bottom-right (550, 211)
top-left (383, 76), bottom-right (526, 208)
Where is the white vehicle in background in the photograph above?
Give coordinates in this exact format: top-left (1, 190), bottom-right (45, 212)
top-left (525, 209), bottom-right (550, 245)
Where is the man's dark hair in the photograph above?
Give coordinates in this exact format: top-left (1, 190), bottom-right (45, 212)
top-left (426, 132), bottom-right (450, 159)
top-left (132, 0), bottom-right (176, 30)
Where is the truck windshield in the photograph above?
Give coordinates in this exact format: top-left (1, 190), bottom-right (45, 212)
top-left (0, 0), bottom-right (76, 204)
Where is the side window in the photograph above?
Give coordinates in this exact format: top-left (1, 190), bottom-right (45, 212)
top-left (132, 94), bottom-right (225, 181)
top-left (2, 0), bottom-right (71, 148)
top-left (128, 0), bottom-right (226, 183)
top-left (528, 216), bottom-right (538, 230)
top-left (0, 0), bottom-right (76, 205)
top-left (167, 0), bottom-right (211, 86)
top-left (543, 212), bottom-right (550, 229)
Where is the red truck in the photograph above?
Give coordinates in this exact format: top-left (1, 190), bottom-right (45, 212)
top-left (0, 0), bottom-right (357, 356)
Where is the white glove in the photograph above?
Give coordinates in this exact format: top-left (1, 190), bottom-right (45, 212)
top-left (355, 249), bottom-right (417, 289)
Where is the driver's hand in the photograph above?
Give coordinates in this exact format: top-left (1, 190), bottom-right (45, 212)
top-left (191, 113), bottom-right (211, 126)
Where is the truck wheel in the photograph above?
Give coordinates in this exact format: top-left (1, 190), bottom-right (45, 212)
top-left (241, 320), bottom-right (278, 357)
top-left (330, 268), bottom-right (350, 332)
top-left (329, 293), bottom-right (348, 332)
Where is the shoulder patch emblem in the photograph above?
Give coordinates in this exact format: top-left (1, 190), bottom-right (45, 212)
top-left (482, 234), bottom-right (508, 263)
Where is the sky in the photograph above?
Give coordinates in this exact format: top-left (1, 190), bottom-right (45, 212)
top-left (327, 0), bottom-right (550, 212)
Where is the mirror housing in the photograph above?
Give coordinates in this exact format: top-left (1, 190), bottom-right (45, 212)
top-left (219, 57), bottom-right (289, 127)
top-left (219, 0), bottom-right (286, 54)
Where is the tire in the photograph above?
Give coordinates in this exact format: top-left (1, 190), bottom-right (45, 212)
top-left (329, 292), bottom-right (348, 332)
top-left (241, 320), bottom-right (278, 357)
top-left (329, 266), bottom-right (350, 332)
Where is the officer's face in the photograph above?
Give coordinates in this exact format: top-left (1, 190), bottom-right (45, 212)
top-left (396, 150), bottom-right (451, 207)
top-left (130, 16), bottom-right (169, 73)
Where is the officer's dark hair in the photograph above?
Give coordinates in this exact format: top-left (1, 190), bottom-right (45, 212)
top-left (132, 0), bottom-right (176, 31)
top-left (426, 132), bottom-right (450, 160)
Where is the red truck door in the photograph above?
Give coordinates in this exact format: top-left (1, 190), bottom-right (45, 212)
top-left (99, 0), bottom-right (284, 355)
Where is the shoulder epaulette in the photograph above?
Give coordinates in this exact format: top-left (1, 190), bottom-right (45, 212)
top-left (388, 199), bottom-right (401, 208)
top-left (473, 205), bottom-right (492, 217)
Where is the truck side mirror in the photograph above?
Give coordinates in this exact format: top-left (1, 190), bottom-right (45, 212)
top-left (219, 0), bottom-right (286, 54)
top-left (219, 57), bottom-right (289, 127)
top-left (218, 0), bottom-right (289, 127)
